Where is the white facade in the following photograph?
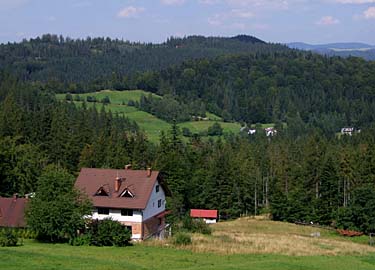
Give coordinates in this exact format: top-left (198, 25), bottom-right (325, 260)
top-left (90, 180), bottom-right (166, 240)
top-left (203, 218), bottom-right (217, 224)
top-left (92, 208), bottom-right (143, 223)
top-left (143, 180), bottom-right (166, 221)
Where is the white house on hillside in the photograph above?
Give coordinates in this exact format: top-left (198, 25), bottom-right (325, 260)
top-left (75, 167), bottom-right (171, 240)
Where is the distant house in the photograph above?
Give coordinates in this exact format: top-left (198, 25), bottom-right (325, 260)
top-left (248, 129), bottom-right (256, 135)
top-left (190, 209), bottom-right (218, 224)
top-left (265, 127), bottom-right (277, 137)
top-left (341, 127), bottom-right (359, 136)
top-left (0, 195), bottom-right (28, 228)
top-left (75, 167), bottom-right (171, 240)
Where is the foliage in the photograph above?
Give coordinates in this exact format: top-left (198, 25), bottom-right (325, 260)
top-left (207, 122), bottom-right (223, 136)
top-left (87, 219), bottom-right (131, 247)
top-left (173, 232), bottom-right (192, 246)
top-left (182, 216), bottom-right (212, 235)
top-left (336, 185), bottom-right (375, 233)
top-left (26, 165), bottom-right (92, 242)
top-left (0, 229), bottom-right (19, 247)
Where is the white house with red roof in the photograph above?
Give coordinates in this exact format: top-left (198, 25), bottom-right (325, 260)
top-left (190, 209), bottom-right (218, 224)
top-left (75, 166), bottom-right (171, 240)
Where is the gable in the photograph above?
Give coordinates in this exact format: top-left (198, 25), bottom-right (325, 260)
top-left (120, 188), bottom-right (134, 198)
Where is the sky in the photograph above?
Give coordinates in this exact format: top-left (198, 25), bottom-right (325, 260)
top-left (0, 0), bottom-right (374, 44)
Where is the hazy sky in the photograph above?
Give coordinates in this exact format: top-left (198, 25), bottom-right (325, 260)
top-left (1, 0), bottom-right (374, 44)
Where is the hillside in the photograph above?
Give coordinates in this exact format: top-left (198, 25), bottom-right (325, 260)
top-left (153, 52), bottom-right (375, 132)
top-left (0, 34), bottom-right (288, 92)
top-left (56, 90), bottom-right (241, 143)
top-left (187, 217), bottom-right (375, 256)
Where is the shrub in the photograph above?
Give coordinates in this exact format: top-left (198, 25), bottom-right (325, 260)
top-left (88, 219), bottom-right (131, 247)
top-left (0, 229), bottom-right (19, 247)
top-left (69, 234), bottom-right (91, 246)
top-left (207, 122), bottom-right (223, 136)
top-left (182, 216), bottom-right (212, 235)
top-left (173, 232), bottom-right (191, 246)
top-left (101, 96), bottom-right (110, 105)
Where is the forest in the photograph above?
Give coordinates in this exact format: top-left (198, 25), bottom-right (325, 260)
top-left (0, 35), bottom-right (375, 234)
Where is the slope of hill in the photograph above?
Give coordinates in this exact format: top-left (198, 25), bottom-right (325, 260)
top-left (0, 34), bottom-right (288, 92)
top-left (56, 90), bottom-right (241, 142)
top-left (287, 42), bottom-right (375, 60)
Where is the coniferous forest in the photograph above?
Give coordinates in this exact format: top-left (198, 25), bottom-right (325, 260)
top-left (1, 35), bottom-right (375, 234)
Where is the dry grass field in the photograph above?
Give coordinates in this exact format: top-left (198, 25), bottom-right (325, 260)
top-left (149, 217), bottom-right (375, 256)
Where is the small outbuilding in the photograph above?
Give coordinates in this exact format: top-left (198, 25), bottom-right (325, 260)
top-left (190, 209), bottom-right (218, 224)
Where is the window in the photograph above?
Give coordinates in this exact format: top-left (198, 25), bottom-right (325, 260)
top-left (97, 208), bottom-right (109, 215)
top-left (95, 187), bottom-right (108, 196)
top-left (121, 209), bottom-right (133, 216)
top-left (120, 189), bottom-right (134, 198)
top-left (155, 185), bottom-right (160, 193)
top-left (158, 199), bottom-right (162, 208)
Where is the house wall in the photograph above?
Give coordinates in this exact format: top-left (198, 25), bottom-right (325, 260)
top-left (142, 180), bottom-right (166, 221)
top-left (91, 208), bottom-right (143, 239)
top-left (204, 218), bottom-right (217, 224)
top-left (92, 208), bottom-right (143, 223)
top-left (143, 215), bottom-right (164, 239)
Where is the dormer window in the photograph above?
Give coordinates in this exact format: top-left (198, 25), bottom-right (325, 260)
top-left (95, 187), bottom-right (108, 196)
top-left (120, 188), bottom-right (134, 198)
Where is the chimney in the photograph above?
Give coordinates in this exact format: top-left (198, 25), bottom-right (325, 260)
top-left (125, 164), bottom-right (132, 170)
top-left (147, 167), bottom-right (152, 177)
top-left (115, 177), bottom-right (121, 192)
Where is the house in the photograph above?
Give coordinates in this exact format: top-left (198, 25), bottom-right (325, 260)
top-left (265, 127), bottom-right (277, 137)
top-left (341, 127), bottom-right (354, 135)
top-left (0, 195), bottom-right (28, 228)
top-left (75, 167), bottom-right (171, 240)
top-left (190, 209), bottom-right (218, 224)
top-left (248, 129), bottom-right (256, 135)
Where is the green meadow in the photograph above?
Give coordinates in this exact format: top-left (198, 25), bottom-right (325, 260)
top-left (56, 90), bottom-right (242, 143)
top-left (2, 218), bottom-right (375, 270)
top-left (0, 238), bottom-right (374, 270)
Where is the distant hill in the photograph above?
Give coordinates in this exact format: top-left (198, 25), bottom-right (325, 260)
top-left (0, 34), bottom-right (287, 92)
top-left (287, 42), bottom-right (375, 60)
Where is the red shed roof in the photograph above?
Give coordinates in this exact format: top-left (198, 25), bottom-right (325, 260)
top-left (190, 209), bottom-right (218, 219)
top-left (75, 168), bottom-right (170, 210)
top-left (0, 197), bottom-right (28, 228)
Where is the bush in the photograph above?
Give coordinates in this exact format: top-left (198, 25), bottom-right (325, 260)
top-left (69, 234), bottom-right (91, 246)
top-left (0, 229), bottom-right (19, 247)
top-left (101, 96), bottom-right (110, 105)
top-left (207, 122), bottom-right (223, 136)
top-left (88, 219), bottom-right (131, 247)
top-left (182, 216), bottom-right (212, 235)
top-left (173, 232), bottom-right (191, 246)
top-left (182, 127), bottom-right (192, 137)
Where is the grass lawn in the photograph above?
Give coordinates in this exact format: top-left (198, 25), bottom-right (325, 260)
top-left (1, 239), bottom-right (375, 270)
top-left (2, 218), bottom-right (375, 270)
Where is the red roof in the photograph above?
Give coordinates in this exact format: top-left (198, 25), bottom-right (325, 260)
top-left (190, 209), bottom-right (218, 219)
top-left (0, 197), bottom-right (28, 228)
top-left (75, 168), bottom-right (169, 210)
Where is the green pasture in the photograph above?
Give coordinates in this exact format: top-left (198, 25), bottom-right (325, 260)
top-left (56, 90), bottom-right (242, 143)
top-left (1, 240), bottom-right (375, 270)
